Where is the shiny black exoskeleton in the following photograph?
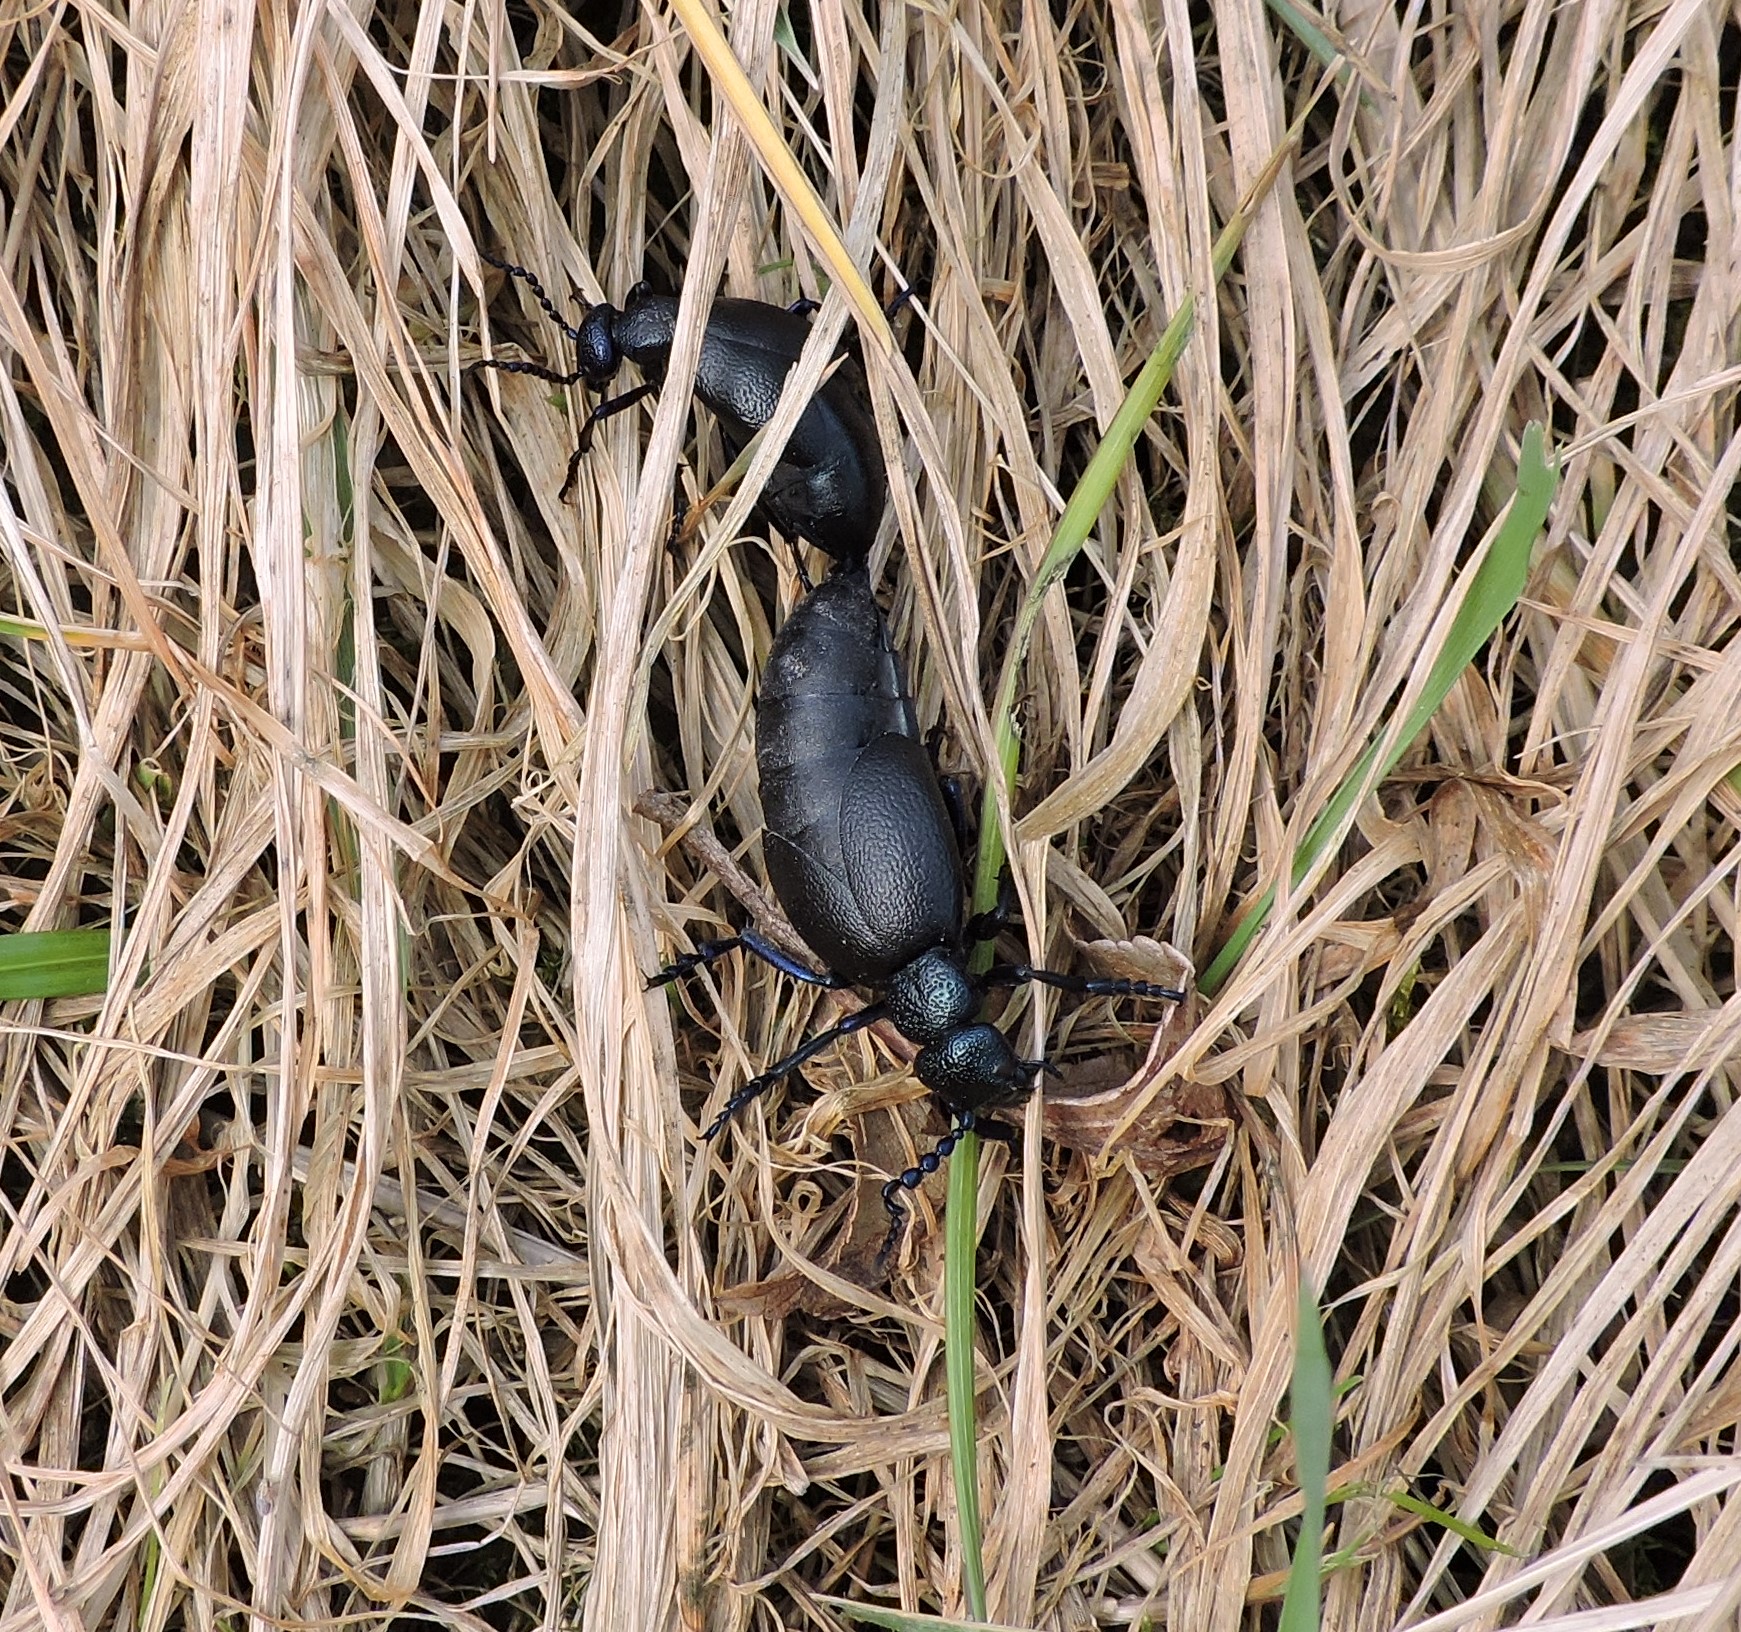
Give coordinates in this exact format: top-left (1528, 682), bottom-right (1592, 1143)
top-left (473, 255), bottom-right (887, 559)
top-left (651, 567), bottom-right (1187, 1260)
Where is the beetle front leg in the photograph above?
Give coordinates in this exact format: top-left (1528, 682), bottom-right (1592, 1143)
top-left (701, 1003), bottom-right (889, 1141)
top-left (576, 380), bottom-right (657, 452)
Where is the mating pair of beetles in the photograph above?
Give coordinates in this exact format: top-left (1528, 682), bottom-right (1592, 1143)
top-left (476, 257), bottom-right (1186, 1260)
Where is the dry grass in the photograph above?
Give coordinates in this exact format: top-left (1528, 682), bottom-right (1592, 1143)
top-left (1, 0), bottom-right (1739, 1627)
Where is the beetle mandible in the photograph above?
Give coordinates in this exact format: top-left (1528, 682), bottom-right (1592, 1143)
top-left (651, 566), bottom-right (1188, 1262)
top-left (473, 255), bottom-right (890, 561)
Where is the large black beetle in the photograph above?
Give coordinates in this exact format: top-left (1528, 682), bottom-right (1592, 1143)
top-left (652, 566), bottom-right (1187, 1259)
top-left (473, 256), bottom-right (887, 560)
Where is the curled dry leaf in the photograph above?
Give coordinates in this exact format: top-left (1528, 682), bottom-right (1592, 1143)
top-left (1425, 778), bottom-right (1478, 888)
top-left (1042, 1021), bottom-right (1230, 1179)
top-left (1076, 932), bottom-right (1193, 991)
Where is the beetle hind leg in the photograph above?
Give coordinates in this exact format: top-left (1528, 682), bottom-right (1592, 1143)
top-left (650, 926), bottom-right (846, 991)
top-left (647, 935), bottom-right (748, 990)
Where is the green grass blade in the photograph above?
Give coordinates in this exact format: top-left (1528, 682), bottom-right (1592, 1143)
top-left (1278, 1279), bottom-right (1333, 1632)
top-left (1375, 1489), bottom-right (1516, 1553)
top-left (945, 1127), bottom-right (988, 1622)
top-left (0, 929), bottom-right (112, 999)
top-left (970, 98), bottom-right (1318, 930)
top-left (1200, 423), bottom-right (1558, 994)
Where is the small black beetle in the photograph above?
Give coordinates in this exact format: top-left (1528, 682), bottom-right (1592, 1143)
top-left (652, 566), bottom-right (1187, 1261)
top-left (473, 255), bottom-right (889, 560)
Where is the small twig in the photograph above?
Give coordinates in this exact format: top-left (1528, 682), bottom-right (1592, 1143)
top-left (633, 788), bottom-right (818, 970)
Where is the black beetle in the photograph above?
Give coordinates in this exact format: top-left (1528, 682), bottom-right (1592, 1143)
top-left (473, 255), bottom-right (889, 560)
top-left (651, 566), bottom-right (1188, 1261)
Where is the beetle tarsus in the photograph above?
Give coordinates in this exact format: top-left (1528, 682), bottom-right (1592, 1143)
top-left (557, 443), bottom-right (587, 503)
top-left (648, 935), bottom-right (747, 989)
top-left (884, 283), bottom-right (918, 321)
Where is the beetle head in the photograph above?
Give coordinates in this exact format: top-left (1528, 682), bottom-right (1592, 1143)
top-left (914, 1023), bottom-right (1040, 1113)
top-left (885, 949), bottom-right (977, 1046)
top-left (574, 303), bottom-right (623, 384)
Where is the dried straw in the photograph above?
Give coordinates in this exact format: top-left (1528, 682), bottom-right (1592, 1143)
top-left (1, 0), bottom-right (1737, 1626)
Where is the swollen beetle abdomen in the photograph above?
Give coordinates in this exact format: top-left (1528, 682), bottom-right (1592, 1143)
top-left (757, 568), bottom-right (964, 985)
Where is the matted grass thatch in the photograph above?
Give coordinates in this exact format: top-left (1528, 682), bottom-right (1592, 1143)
top-left (2, 0), bottom-right (1739, 1627)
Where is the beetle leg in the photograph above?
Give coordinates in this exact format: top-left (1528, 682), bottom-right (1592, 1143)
top-left (972, 1115), bottom-right (1021, 1146)
top-left (985, 963), bottom-right (1188, 1004)
top-left (479, 250), bottom-right (586, 340)
top-left (962, 874), bottom-right (1019, 946)
top-left (649, 928), bottom-right (846, 990)
top-left (701, 1002), bottom-right (889, 1141)
top-left (647, 935), bottom-right (748, 990)
top-left (738, 928), bottom-right (850, 987)
top-left (934, 773), bottom-right (971, 859)
top-left (785, 288), bottom-right (911, 322)
top-left (875, 1108), bottom-right (981, 1267)
top-left (558, 442), bottom-right (587, 504)
top-left (576, 381), bottom-right (657, 452)
top-left (665, 499), bottom-right (690, 555)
